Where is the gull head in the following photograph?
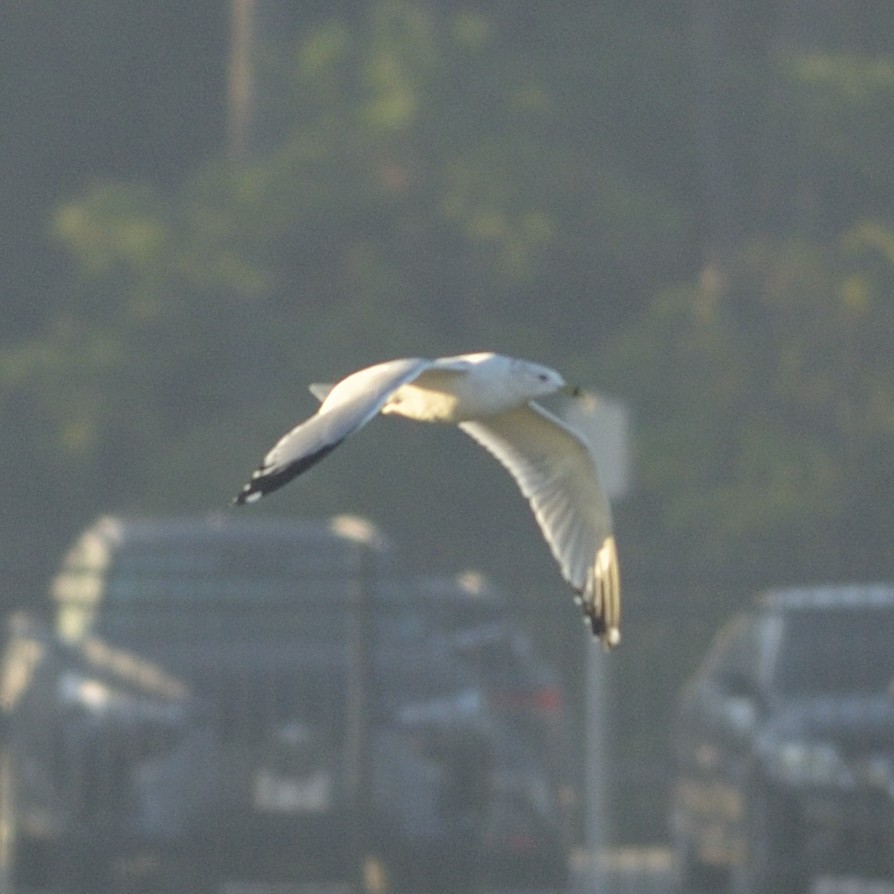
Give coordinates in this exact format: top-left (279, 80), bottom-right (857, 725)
top-left (511, 359), bottom-right (569, 399)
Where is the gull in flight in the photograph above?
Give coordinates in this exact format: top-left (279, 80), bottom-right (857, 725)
top-left (234, 352), bottom-right (621, 648)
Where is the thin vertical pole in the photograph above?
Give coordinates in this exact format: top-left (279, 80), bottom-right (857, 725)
top-left (228, 0), bottom-right (256, 159)
top-left (586, 643), bottom-right (608, 883)
top-left (344, 543), bottom-right (375, 890)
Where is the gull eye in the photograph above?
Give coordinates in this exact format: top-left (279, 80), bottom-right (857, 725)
top-left (538, 373), bottom-right (549, 382)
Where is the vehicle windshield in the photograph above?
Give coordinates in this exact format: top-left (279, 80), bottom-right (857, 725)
top-left (773, 607), bottom-right (894, 696)
top-left (95, 542), bottom-right (407, 647)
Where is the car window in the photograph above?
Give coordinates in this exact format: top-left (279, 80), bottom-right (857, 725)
top-left (703, 614), bottom-right (760, 692)
top-left (773, 606), bottom-right (894, 696)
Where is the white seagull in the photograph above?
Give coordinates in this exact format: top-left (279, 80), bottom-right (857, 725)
top-left (234, 352), bottom-right (621, 648)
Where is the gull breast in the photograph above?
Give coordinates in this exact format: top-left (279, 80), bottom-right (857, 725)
top-left (382, 382), bottom-right (464, 423)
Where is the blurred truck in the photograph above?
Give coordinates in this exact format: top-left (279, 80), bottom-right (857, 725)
top-left (0, 514), bottom-right (570, 893)
top-left (670, 584), bottom-right (894, 893)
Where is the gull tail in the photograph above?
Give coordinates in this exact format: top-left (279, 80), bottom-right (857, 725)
top-left (309, 383), bottom-right (334, 402)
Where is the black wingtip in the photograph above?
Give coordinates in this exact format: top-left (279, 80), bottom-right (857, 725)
top-left (232, 442), bottom-right (340, 508)
top-left (232, 466), bottom-right (271, 506)
top-left (233, 463), bottom-right (280, 506)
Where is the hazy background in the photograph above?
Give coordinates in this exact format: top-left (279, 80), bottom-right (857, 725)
top-left (3, 0), bottom-right (894, 839)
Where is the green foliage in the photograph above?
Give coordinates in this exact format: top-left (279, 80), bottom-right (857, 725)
top-left (607, 232), bottom-right (894, 589)
top-left (785, 52), bottom-right (894, 188)
top-left (0, 3), bottom-right (690, 607)
top-left (3, 0), bottom-right (894, 845)
top-left (3, 2), bottom-right (894, 620)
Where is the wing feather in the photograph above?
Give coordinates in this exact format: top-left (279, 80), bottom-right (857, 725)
top-left (459, 403), bottom-right (621, 648)
top-left (234, 358), bottom-right (432, 504)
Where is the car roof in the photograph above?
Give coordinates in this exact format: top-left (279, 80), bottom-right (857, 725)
top-left (78, 513), bottom-right (390, 549)
top-left (758, 583), bottom-right (894, 612)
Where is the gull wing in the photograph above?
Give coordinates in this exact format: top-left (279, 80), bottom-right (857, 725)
top-left (459, 404), bottom-right (621, 648)
top-left (235, 358), bottom-right (432, 504)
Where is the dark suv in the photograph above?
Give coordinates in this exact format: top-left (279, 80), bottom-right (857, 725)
top-left (393, 573), bottom-right (573, 888)
top-left (670, 584), bottom-right (894, 893)
top-left (2, 514), bottom-right (569, 892)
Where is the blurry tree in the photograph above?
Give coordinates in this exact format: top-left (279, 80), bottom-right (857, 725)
top-left (3, 1), bottom-right (894, 645)
top-left (602, 22), bottom-right (894, 837)
top-left (609, 233), bottom-right (894, 588)
top-left (0, 2), bottom-right (690, 618)
top-left (3, 0), bottom-right (894, 844)
top-left (600, 10), bottom-right (894, 610)
top-left (0, 1), bottom-right (226, 345)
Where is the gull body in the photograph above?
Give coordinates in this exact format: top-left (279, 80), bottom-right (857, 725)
top-left (234, 352), bottom-right (621, 648)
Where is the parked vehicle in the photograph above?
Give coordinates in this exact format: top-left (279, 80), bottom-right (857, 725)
top-left (396, 572), bottom-right (573, 889)
top-left (670, 584), bottom-right (894, 893)
top-left (0, 514), bottom-right (570, 893)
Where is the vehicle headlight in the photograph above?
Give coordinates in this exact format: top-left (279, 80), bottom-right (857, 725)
top-left (765, 740), bottom-right (854, 787)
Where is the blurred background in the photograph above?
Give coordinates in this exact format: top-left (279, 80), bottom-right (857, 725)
top-left (2, 0), bottom-right (894, 886)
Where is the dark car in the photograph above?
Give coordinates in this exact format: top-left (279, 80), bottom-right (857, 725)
top-left (2, 515), bottom-right (570, 893)
top-left (670, 584), bottom-right (894, 893)
top-left (393, 572), bottom-right (573, 889)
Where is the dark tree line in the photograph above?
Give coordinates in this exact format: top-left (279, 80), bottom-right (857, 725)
top-left (3, 1), bottom-right (894, 837)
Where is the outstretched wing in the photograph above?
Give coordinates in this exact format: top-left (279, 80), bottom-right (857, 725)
top-left (234, 358), bottom-right (432, 504)
top-left (459, 404), bottom-right (621, 648)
